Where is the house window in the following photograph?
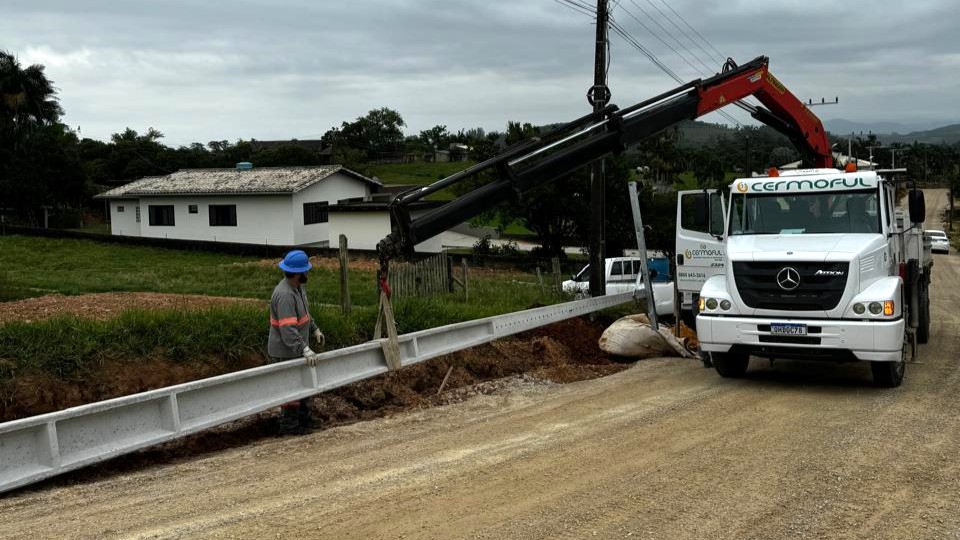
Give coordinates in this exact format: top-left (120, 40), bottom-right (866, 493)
top-left (209, 205), bottom-right (237, 227)
top-left (148, 205), bottom-right (175, 226)
top-left (135, 206), bottom-right (141, 223)
top-left (303, 202), bottom-right (329, 225)
top-left (188, 205), bottom-right (198, 214)
top-left (117, 205), bottom-right (124, 213)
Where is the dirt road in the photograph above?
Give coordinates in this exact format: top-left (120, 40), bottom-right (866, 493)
top-left (3, 191), bottom-right (959, 539)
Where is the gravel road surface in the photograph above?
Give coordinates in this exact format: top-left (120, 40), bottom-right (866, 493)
top-left (1, 190), bottom-right (957, 540)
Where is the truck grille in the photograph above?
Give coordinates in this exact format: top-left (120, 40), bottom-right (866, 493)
top-left (733, 262), bottom-right (849, 311)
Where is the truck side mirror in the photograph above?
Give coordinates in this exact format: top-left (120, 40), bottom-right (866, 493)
top-left (908, 190), bottom-right (925, 224)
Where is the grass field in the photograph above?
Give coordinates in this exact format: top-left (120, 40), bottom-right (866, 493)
top-left (369, 161), bottom-right (475, 200)
top-left (0, 235), bottom-right (582, 378)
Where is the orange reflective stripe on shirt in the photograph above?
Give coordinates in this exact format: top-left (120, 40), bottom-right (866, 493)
top-left (270, 315), bottom-right (311, 327)
top-left (270, 316), bottom-right (299, 327)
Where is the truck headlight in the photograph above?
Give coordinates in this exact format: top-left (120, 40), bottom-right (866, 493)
top-left (853, 303), bottom-right (866, 315)
top-left (868, 302), bottom-right (883, 315)
top-left (720, 300), bottom-right (731, 311)
top-left (705, 298), bottom-right (718, 310)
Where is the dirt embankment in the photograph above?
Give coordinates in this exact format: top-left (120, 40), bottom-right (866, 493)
top-left (0, 315), bottom-right (625, 478)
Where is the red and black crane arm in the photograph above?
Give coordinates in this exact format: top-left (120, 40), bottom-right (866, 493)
top-left (377, 56), bottom-right (832, 261)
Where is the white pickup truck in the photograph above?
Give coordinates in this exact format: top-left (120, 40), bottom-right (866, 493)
top-left (676, 168), bottom-right (931, 387)
top-left (562, 257), bottom-right (676, 315)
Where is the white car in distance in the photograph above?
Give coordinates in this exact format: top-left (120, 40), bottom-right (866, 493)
top-left (926, 230), bottom-right (949, 254)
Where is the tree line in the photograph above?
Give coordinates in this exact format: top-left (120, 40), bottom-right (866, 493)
top-left (3, 51), bottom-right (959, 255)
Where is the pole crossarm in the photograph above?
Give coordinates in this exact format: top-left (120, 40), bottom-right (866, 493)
top-left (0, 292), bottom-right (634, 495)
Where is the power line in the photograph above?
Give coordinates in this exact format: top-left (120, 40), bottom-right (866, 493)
top-left (636, 0), bottom-right (715, 74)
top-left (611, 14), bottom-right (744, 126)
top-left (608, 20), bottom-right (741, 126)
top-left (617, 1), bottom-right (704, 78)
top-left (653, 0), bottom-right (725, 67)
top-left (656, 0), bottom-right (726, 63)
top-left (553, 0), bottom-right (596, 18)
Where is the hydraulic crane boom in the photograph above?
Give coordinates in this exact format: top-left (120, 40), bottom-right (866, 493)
top-left (377, 56), bottom-right (831, 261)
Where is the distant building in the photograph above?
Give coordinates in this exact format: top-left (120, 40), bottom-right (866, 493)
top-left (95, 165), bottom-right (444, 252)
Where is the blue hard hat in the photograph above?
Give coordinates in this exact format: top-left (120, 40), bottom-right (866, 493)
top-left (279, 250), bottom-right (312, 273)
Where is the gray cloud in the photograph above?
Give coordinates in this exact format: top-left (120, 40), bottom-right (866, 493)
top-left (2, 0), bottom-right (956, 145)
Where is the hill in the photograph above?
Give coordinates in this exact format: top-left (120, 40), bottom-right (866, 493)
top-left (882, 124), bottom-right (960, 145)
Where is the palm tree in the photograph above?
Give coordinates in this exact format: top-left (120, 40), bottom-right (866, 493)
top-left (0, 50), bottom-right (63, 136)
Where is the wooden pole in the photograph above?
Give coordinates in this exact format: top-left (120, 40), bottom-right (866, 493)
top-left (437, 365), bottom-right (454, 395)
top-left (536, 267), bottom-right (545, 296)
top-left (551, 257), bottom-right (561, 291)
top-left (462, 258), bottom-right (469, 301)
top-left (338, 234), bottom-right (351, 315)
top-left (446, 254), bottom-right (454, 292)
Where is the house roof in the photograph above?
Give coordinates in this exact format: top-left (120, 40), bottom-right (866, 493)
top-left (95, 166), bottom-right (380, 198)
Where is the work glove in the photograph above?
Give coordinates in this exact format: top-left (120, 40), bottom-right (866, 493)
top-left (313, 329), bottom-right (326, 348)
top-left (303, 346), bottom-right (320, 367)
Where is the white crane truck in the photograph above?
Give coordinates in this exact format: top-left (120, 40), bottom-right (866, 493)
top-left (678, 168), bottom-right (931, 387)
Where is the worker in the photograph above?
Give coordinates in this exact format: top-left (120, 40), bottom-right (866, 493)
top-left (268, 249), bottom-right (325, 435)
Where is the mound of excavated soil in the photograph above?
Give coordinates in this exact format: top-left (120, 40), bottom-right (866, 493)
top-left (0, 292), bottom-right (264, 324)
top-left (3, 316), bottom-right (631, 488)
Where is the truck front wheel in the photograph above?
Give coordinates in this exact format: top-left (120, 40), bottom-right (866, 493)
top-left (871, 359), bottom-right (905, 388)
top-left (712, 352), bottom-right (749, 378)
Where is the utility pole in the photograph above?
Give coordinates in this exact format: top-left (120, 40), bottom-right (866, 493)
top-left (587, 0), bottom-right (610, 297)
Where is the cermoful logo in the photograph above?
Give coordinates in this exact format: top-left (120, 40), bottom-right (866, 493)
top-left (814, 269), bottom-right (845, 276)
top-left (736, 182), bottom-right (748, 193)
top-left (684, 247), bottom-right (723, 259)
top-left (746, 177), bottom-right (873, 193)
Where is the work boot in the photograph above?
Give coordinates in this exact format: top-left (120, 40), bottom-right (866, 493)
top-left (277, 406), bottom-right (303, 436)
top-left (296, 399), bottom-right (315, 434)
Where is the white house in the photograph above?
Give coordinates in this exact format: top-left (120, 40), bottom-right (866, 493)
top-left (95, 164), bottom-right (381, 247)
top-left (326, 199), bottom-right (445, 253)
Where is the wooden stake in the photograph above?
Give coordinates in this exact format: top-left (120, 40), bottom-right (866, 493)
top-left (462, 258), bottom-right (469, 301)
top-left (338, 234), bottom-right (351, 315)
top-left (437, 365), bottom-right (454, 395)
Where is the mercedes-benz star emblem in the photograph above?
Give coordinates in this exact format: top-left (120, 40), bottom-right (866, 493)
top-left (776, 267), bottom-right (800, 291)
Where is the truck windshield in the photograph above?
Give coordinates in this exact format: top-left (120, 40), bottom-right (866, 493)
top-left (729, 189), bottom-right (880, 235)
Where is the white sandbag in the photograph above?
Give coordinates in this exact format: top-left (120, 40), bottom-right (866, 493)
top-left (598, 314), bottom-right (695, 359)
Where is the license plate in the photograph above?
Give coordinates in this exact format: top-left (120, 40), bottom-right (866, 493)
top-left (770, 323), bottom-right (807, 336)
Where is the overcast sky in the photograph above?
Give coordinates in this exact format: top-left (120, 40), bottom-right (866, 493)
top-left (3, 0), bottom-right (957, 146)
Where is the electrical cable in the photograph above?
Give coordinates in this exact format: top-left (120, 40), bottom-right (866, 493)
top-left (637, 0), bottom-right (715, 74)
top-left (656, 0), bottom-right (727, 64)
top-left (610, 19), bottom-right (742, 126)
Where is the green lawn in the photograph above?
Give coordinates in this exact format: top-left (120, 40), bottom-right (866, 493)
top-left (0, 235), bottom-right (380, 306)
top-left (0, 235), bottom-right (581, 377)
top-left (369, 161), bottom-right (475, 200)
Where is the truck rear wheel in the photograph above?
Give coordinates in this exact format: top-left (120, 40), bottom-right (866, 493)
top-left (917, 278), bottom-right (931, 344)
top-left (712, 352), bottom-right (749, 378)
top-left (871, 358), bottom-right (905, 388)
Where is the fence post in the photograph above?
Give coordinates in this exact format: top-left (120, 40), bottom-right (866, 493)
top-left (446, 255), bottom-right (454, 292)
top-left (462, 258), bottom-right (470, 301)
top-left (551, 257), bottom-right (561, 291)
top-left (338, 234), bottom-right (351, 315)
top-left (536, 267), bottom-right (545, 296)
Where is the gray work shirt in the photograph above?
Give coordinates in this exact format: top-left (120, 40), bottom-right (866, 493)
top-left (268, 278), bottom-right (319, 359)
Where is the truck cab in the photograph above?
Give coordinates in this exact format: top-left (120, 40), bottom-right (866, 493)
top-left (679, 168), bottom-right (930, 387)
